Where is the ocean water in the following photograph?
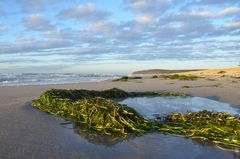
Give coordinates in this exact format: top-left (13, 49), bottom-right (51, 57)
top-left (0, 73), bottom-right (119, 86)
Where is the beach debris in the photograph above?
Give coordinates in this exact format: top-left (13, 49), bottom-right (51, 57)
top-left (152, 75), bottom-right (159, 78)
top-left (112, 76), bottom-right (142, 82)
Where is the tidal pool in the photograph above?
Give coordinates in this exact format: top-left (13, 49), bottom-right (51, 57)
top-left (65, 96), bottom-right (240, 159)
top-left (119, 96), bottom-right (240, 119)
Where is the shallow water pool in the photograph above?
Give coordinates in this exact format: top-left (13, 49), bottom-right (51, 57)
top-left (119, 96), bottom-right (240, 119)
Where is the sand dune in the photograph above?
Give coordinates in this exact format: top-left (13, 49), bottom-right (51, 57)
top-left (177, 67), bottom-right (240, 77)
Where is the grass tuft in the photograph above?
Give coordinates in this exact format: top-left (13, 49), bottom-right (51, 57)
top-left (218, 70), bottom-right (226, 74)
top-left (160, 74), bottom-right (200, 80)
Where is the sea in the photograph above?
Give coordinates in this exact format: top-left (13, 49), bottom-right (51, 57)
top-left (0, 73), bottom-right (120, 86)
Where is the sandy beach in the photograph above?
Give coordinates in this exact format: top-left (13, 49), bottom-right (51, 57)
top-left (0, 76), bottom-right (240, 159)
top-left (2, 0), bottom-right (240, 157)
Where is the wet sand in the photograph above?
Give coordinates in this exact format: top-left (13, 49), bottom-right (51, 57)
top-left (0, 77), bottom-right (240, 159)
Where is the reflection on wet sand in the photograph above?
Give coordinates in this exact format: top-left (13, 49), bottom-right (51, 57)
top-left (70, 128), bottom-right (239, 159)
top-left (74, 126), bottom-right (127, 147)
top-left (62, 96), bottom-right (240, 159)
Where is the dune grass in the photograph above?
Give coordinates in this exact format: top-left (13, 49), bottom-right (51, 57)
top-left (32, 88), bottom-right (240, 150)
top-left (160, 74), bottom-right (200, 80)
top-left (233, 76), bottom-right (240, 79)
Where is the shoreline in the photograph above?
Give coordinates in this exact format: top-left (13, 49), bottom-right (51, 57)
top-left (0, 76), bottom-right (239, 106)
top-left (0, 77), bottom-right (113, 87)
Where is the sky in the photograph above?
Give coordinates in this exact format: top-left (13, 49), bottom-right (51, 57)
top-left (0, 0), bottom-right (239, 74)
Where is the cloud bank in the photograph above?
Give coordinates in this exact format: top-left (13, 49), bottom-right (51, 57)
top-left (0, 0), bottom-right (239, 72)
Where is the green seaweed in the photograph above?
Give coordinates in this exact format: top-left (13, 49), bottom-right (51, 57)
top-left (112, 76), bottom-right (142, 82)
top-left (182, 83), bottom-right (222, 88)
top-left (161, 111), bottom-right (240, 149)
top-left (37, 88), bottom-right (188, 101)
top-left (32, 88), bottom-right (186, 136)
top-left (32, 88), bottom-right (240, 150)
top-left (32, 88), bottom-right (163, 136)
top-left (160, 74), bottom-right (200, 80)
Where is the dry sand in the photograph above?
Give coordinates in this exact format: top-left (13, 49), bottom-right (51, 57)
top-left (178, 67), bottom-right (240, 77)
top-left (0, 76), bottom-right (240, 158)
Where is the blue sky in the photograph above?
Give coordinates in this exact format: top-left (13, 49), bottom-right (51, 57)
top-left (0, 0), bottom-right (239, 73)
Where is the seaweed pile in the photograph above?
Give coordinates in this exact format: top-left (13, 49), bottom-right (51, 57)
top-left (32, 88), bottom-right (240, 150)
top-left (112, 76), bottom-right (142, 82)
top-left (152, 75), bottom-right (159, 78)
top-left (33, 88), bottom-right (185, 136)
top-left (160, 74), bottom-right (200, 80)
top-left (161, 111), bottom-right (240, 149)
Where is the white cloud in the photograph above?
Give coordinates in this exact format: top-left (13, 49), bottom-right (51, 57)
top-left (0, 38), bottom-right (72, 54)
top-left (58, 3), bottom-right (111, 22)
top-left (89, 21), bottom-right (111, 31)
top-left (126, 0), bottom-right (172, 16)
top-left (0, 0), bottom-right (240, 68)
top-left (176, 7), bottom-right (240, 19)
top-left (199, 0), bottom-right (238, 5)
top-left (217, 7), bottom-right (240, 17)
top-left (224, 20), bottom-right (240, 29)
top-left (0, 23), bottom-right (9, 32)
top-left (129, 0), bottom-right (149, 10)
top-left (65, 3), bottom-right (95, 16)
top-left (23, 14), bottom-right (54, 31)
top-left (135, 15), bottom-right (155, 24)
top-left (16, 0), bottom-right (57, 12)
